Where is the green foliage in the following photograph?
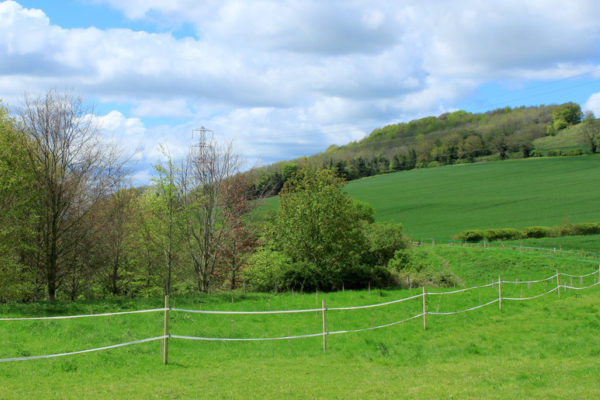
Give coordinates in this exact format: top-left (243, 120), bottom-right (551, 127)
top-left (546, 149), bottom-right (562, 156)
top-left (244, 248), bottom-right (293, 292)
top-left (562, 148), bottom-right (583, 156)
top-left (523, 226), bottom-right (552, 238)
top-left (363, 222), bottom-right (408, 266)
top-left (456, 230), bottom-right (486, 242)
top-left (387, 248), bottom-right (460, 288)
top-left (351, 199), bottom-right (375, 223)
top-left (270, 168), bottom-right (366, 290)
top-left (482, 228), bottom-right (522, 241)
top-left (552, 102), bottom-right (582, 131)
top-left (456, 222), bottom-right (600, 242)
top-left (0, 104), bottom-right (38, 301)
top-left (280, 162), bottom-right (298, 183)
top-left (250, 168), bottom-right (401, 291)
top-left (557, 222), bottom-right (600, 236)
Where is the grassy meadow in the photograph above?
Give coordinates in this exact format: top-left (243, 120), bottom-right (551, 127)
top-left (2, 245), bottom-right (600, 399)
top-left (3, 156), bottom-right (600, 399)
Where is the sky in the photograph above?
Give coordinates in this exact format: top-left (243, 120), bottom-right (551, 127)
top-left (1, 0), bottom-right (600, 185)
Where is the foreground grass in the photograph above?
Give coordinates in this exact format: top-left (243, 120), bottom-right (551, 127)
top-left (1, 246), bottom-right (600, 399)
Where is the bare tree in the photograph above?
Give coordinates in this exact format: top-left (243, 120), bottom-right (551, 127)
top-left (17, 89), bottom-right (124, 301)
top-left (180, 128), bottom-right (240, 292)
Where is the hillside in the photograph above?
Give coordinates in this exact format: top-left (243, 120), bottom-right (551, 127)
top-left (250, 102), bottom-right (598, 196)
top-left (258, 155), bottom-right (600, 239)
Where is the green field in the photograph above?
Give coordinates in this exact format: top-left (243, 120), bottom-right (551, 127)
top-left (259, 155), bottom-right (600, 239)
top-left (262, 156), bottom-right (600, 239)
top-left (346, 155), bottom-right (600, 239)
top-left (2, 246), bottom-right (600, 399)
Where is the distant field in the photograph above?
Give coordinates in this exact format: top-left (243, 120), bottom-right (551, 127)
top-left (258, 155), bottom-right (600, 239)
top-left (345, 155), bottom-right (600, 239)
top-left (2, 246), bottom-right (600, 399)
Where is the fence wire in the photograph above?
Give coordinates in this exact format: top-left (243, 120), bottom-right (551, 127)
top-left (2, 268), bottom-right (599, 362)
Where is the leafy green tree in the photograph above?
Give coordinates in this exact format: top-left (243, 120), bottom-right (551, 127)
top-left (148, 156), bottom-right (184, 296)
top-left (552, 102), bottom-right (582, 131)
top-left (280, 163), bottom-right (298, 183)
top-left (269, 168), bottom-right (368, 290)
top-left (362, 222), bottom-right (408, 266)
top-left (582, 111), bottom-right (599, 153)
top-left (0, 104), bottom-right (37, 301)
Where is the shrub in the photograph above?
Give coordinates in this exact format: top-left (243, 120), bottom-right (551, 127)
top-left (483, 228), bottom-right (522, 241)
top-left (546, 149), bottom-right (562, 157)
top-left (522, 226), bottom-right (552, 238)
top-left (340, 264), bottom-right (393, 290)
top-left (456, 230), bottom-right (485, 242)
top-left (529, 150), bottom-right (543, 157)
top-left (244, 248), bottom-right (292, 292)
top-left (562, 148), bottom-right (583, 156)
top-left (570, 223), bottom-right (600, 235)
top-left (363, 222), bottom-right (408, 266)
top-left (279, 261), bottom-right (328, 292)
top-left (388, 249), bottom-right (461, 288)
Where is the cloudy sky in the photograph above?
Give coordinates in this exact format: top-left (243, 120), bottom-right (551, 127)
top-left (2, 0), bottom-right (600, 184)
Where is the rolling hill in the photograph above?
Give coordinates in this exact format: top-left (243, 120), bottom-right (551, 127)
top-left (259, 155), bottom-right (600, 239)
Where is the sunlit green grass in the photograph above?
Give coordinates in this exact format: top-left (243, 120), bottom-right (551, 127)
top-left (258, 155), bottom-right (600, 240)
top-left (502, 234), bottom-right (600, 255)
top-left (1, 246), bottom-right (600, 399)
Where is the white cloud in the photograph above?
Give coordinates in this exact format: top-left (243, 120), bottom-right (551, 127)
top-left (3, 0), bottom-right (600, 183)
top-left (131, 99), bottom-right (192, 118)
top-left (584, 92), bottom-right (600, 116)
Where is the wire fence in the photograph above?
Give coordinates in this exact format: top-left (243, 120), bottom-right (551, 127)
top-left (421, 238), bottom-right (600, 262)
top-left (1, 267), bottom-right (599, 363)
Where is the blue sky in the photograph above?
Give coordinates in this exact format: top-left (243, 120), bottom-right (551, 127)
top-left (2, 0), bottom-right (600, 184)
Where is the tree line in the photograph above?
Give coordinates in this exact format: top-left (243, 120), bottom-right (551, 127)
top-left (250, 103), bottom-right (600, 196)
top-left (0, 91), bottom-right (258, 302)
top-left (0, 90), bottom-right (418, 302)
top-left (2, 91), bottom-right (599, 302)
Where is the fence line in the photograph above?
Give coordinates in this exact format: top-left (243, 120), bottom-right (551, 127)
top-left (427, 298), bottom-right (499, 315)
top-left (427, 238), bottom-right (600, 264)
top-left (0, 308), bottom-right (167, 321)
top-left (0, 336), bottom-right (166, 363)
top-left (170, 307), bottom-right (322, 315)
top-left (2, 268), bottom-right (600, 362)
top-left (502, 286), bottom-right (559, 301)
top-left (327, 293), bottom-right (423, 311)
top-left (560, 270), bottom-right (599, 278)
top-left (562, 281), bottom-right (600, 291)
top-left (499, 275), bottom-right (557, 285)
top-left (426, 282), bottom-right (494, 295)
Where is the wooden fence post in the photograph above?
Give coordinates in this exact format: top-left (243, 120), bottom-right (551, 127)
top-left (163, 295), bottom-right (169, 365)
top-left (321, 300), bottom-right (327, 352)
top-left (422, 287), bottom-right (427, 330)
top-left (498, 276), bottom-right (502, 311)
top-left (556, 270), bottom-right (561, 300)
